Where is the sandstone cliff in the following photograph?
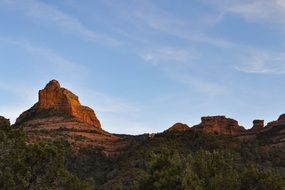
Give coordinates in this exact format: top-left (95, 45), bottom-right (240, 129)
top-left (14, 80), bottom-right (129, 154)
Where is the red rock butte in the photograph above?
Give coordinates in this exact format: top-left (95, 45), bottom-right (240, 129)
top-left (16, 80), bottom-right (101, 128)
top-left (14, 80), bottom-right (129, 154)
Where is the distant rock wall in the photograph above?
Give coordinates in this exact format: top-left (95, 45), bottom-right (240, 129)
top-left (192, 116), bottom-right (245, 135)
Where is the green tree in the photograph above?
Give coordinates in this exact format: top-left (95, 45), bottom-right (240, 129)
top-left (241, 166), bottom-right (285, 190)
top-left (141, 150), bottom-right (187, 190)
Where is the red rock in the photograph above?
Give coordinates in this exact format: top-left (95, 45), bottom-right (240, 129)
top-left (192, 116), bottom-right (245, 135)
top-left (14, 80), bottom-right (129, 154)
top-left (166, 123), bottom-right (190, 132)
top-left (16, 80), bottom-right (101, 128)
top-left (20, 116), bottom-right (129, 154)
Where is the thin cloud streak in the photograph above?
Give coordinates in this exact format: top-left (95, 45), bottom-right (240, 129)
top-left (236, 51), bottom-right (285, 74)
top-left (173, 75), bottom-right (227, 96)
top-left (0, 37), bottom-right (87, 74)
top-left (210, 0), bottom-right (285, 25)
top-left (133, 7), bottom-right (234, 48)
top-left (103, 0), bottom-right (234, 48)
top-left (0, 0), bottom-right (121, 47)
top-left (141, 47), bottom-right (198, 65)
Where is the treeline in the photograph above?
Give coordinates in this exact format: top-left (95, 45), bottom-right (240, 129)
top-left (1, 122), bottom-right (285, 189)
top-left (141, 149), bottom-right (285, 190)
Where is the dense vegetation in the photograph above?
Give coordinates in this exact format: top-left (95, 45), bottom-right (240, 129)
top-left (0, 121), bottom-right (93, 189)
top-left (1, 121), bottom-right (285, 189)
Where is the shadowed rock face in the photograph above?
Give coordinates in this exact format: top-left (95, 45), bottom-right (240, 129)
top-left (0, 116), bottom-right (10, 126)
top-left (250, 120), bottom-right (264, 132)
top-left (267, 114), bottom-right (285, 128)
top-left (16, 80), bottom-right (101, 128)
top-left (192, 116), bottom-right (245, 135)
top-left (258, 114), bottom-right (285, 145)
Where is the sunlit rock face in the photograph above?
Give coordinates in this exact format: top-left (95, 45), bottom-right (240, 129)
top-left (16, 80), bottom-right (101, 128)
top-left (192, 116), bottom-right (245, 135)
top-left (166, 123), bottom-right (190, 132)
top-left (14, 80), bottom-right (129, 155)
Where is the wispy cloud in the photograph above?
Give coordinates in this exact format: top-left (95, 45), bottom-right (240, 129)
top-left (132, 5), bottom-right (233, 48)
top-left (102, 0), bottom-right (233, 48)
top-left (0, 0), bottom-right (121, 47)
top-left (210, 0), bottom-right (285, 25)
top-left (236, 50), bottom-right (285, 74)
top-left (0, 37), bottom-right (87, 74)
top-left (141, 47), bottom-right (198, 65)
top-left (174, 75), bottom-right (227, 96)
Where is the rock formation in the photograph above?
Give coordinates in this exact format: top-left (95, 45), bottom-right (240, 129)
top-left (16, 80), bottom-right (101, 128)
top-left (267, 114), bottom-right (285, 127)
top-left (250, 120), bottom-right (264, 132)
top-left (192, 116), bottom-right (245, 135)
top-left (166, 123), bottom-right (190, 132)
top-left (15, 80), bottom-right (129, 154)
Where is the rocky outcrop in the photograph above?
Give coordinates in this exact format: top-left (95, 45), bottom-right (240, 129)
top-left (0, 116), bottom-right (10, 127)
top-left (16, 80), bottom-right (101, 128)
top-left (255, 114), bottom-right (285, 147)
top-left (14, 80), bottom-right (129, 154)
top-left (166, 123), bottom-right (190, 132)
top-left (250, 120), bottom-right (264, 132)
top-left (267, 114), bottom-right (285, 127)
top-left (192, 116), bottom-right (245, 135)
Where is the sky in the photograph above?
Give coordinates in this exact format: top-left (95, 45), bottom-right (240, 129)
top-left (1, 0), bottom-right (285, 134)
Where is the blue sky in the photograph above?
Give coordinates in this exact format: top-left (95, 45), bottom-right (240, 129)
top-left (1, 0), bottom-right (285, 134)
